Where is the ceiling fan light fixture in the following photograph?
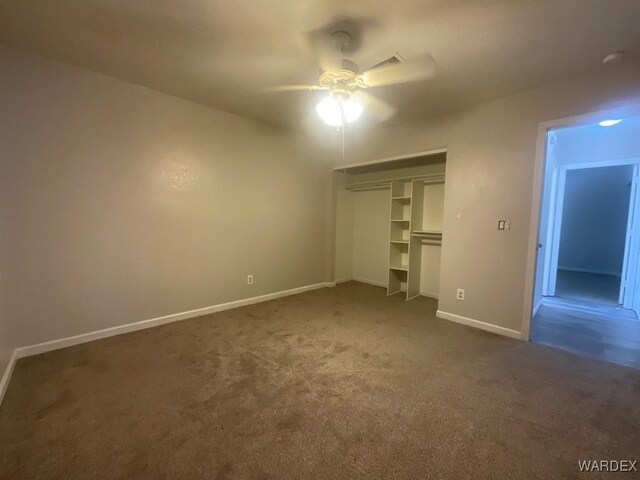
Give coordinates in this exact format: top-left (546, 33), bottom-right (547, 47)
top-left (316, 95), bottom-right (363, 126)
top-left (316, 96), bottom-right (343, 126)
top-left (343, 98), bottom-right (363, 123)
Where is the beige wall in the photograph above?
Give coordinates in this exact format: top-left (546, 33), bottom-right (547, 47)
top-left (0, 318), bottom-right (9, 384)
top-left (0, 45), bottom-right (333, 349)
top-left (0, 202), bottom-right (8, 376)
top-left (342, 62), bottom-right (640, 333)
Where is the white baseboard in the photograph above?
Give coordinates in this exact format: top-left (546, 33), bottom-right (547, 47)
top-left (558, 266), bottom-right (621, 278)
top-left (436, 310), bottom-right (523, 340)
top-left (0, 350), bottom-right (18, 406)
top-left (352, 277), bottom-right (388, 288)
top-left (420, 290), bottom-right (440, 299)
top-left (335, 277), bottom-right (353, 284)
top-left (532, 299), bottom-right (543, 317)
top-left (345, 278), bottom-right (440, 299)
top-left (13, 282), bottom-right (334, 360)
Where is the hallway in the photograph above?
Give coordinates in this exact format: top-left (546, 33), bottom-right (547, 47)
top-left (532, 297), bottom-right (640, 369)
top-left (555, 270), bottom-right (621, 305)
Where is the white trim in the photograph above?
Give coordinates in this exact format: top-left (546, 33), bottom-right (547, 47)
top-left (13, 282), bottom-right (334, 360)
top-left (335, 277), bottom-right (353, 284)
top-left (436, 310), bottom-right (523, 340)
top-left (557, 266), bottom-right (621, 277)
top-left (420, 290), bottom-right (440, 299)
top-left (344, 278), bottom-right (440, 299)
top-left (563, 156), bottom-right (640, 171)
top-left (0, 350), bottom-right (18, 406)
top-left (352, 277), bottom-right (388, 288)
top-left (333, 148), bottom-right (447, 171)
top-left (532, 300), bottom-right (543, 317)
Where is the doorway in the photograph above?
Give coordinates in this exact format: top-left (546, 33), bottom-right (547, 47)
top-left (555, 164), bottom-right (633, 305)
top-left (530, 115), bottom-right (640, 369)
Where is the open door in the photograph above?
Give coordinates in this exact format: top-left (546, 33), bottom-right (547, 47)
top-left (621, 164), bottom-right (640, 313)
top-left (543, 167), bottom-right (566, 297)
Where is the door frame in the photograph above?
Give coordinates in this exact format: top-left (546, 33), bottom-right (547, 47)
top-left (543, 159), bottom-right (640, 299)
top-left (522, 102), bottom-right (640, 341)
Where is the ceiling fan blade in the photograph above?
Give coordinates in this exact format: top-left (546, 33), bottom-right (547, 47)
top-left (360, 54), bottom-right (436, 88)
top-left (260, 85), bottom-right (325, 93)
top-left (352, 91), bottom-right (397, 121)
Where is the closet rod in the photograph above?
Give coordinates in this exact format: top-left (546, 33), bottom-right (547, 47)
top-left (344, 183), bottom-right (391, 191)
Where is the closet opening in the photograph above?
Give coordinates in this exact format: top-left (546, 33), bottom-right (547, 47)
top-left (333, 149), bottom-right (446, 302)
top-left (530, 115), bottom-right (640, 369)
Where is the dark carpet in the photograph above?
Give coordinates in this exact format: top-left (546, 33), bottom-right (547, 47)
top-left (1, 282), bottom-right (639, 479)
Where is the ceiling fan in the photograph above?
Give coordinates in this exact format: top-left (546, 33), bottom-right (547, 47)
top-left (265, 30), bottom-right (436, 126)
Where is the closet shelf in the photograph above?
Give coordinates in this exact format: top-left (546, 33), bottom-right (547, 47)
top-left (390, 240), bottom-right (409, 244)
top-left (392, 196), bottom-right (411, 201)
top-left (389, 264), bottom-right (409, 272)
top-left (412, 230), bottom-right (442, 236)
top-left (391, 219), bottom-right (410, 223)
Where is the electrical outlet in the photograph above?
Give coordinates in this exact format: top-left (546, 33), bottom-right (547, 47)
top-left (456, 288), bottom-right (465, 301)
top-left (247, 274), bottom-right (254, 285)
top-left (498, 220), bottom-right (511, 231)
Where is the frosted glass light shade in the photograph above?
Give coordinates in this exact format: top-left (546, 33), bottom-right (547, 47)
top-left (316, 96), bottom-right (343, 126)
top-left (316, 96), bottom-right (363, 126)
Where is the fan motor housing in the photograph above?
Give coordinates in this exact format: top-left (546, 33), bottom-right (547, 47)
top-left (319, 70), bottom-right (357, 87)
top-left (319, 60), bottom-right (360, 91)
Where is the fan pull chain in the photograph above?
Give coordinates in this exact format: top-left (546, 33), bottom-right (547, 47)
top-left (341, 124), bottom-right (345, 163)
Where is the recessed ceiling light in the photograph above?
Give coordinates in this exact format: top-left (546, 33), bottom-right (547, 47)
top-left (598, 119), bottom-right (623, 127)
top-left (602, 51), bottom-right (624, 65)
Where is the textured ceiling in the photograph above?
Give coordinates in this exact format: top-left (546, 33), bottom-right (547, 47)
top-left (1, 0), bottom-right (640, 131)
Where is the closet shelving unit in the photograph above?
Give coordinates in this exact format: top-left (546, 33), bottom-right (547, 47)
top-left (345, 173), bottom-right (445, 300)
top-left (388, 178), bottom-right (420, 298)
top-left (337, 149), bottom-right (446, 301)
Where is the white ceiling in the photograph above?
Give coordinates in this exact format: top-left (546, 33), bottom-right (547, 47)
top-left (2, 0), bottom-right (640, 131)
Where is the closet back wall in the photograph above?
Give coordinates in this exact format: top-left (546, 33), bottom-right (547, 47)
top-left (352, 190), bottom-right (390, 286)
top-left (0, 45), bottom-right (333, 351)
